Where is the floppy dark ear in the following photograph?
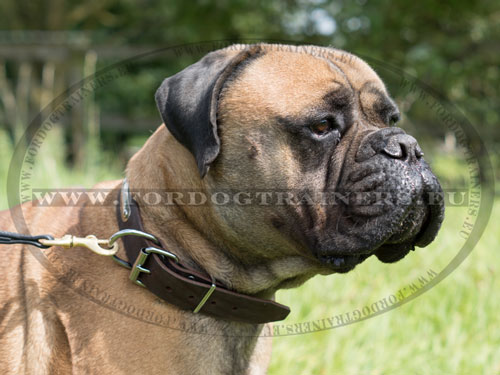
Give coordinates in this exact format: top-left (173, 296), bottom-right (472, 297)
top-left (155, 45), bottom-right (262, 177)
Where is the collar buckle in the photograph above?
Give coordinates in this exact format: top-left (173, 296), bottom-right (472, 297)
top-left (129, 246), bottom-right (179, 287)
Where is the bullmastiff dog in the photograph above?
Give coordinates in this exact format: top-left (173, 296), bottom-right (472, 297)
top-left (0, 44), bottom-right (444, 374)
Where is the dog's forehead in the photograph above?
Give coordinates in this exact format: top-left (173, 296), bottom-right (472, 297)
top-left (238, 51), bottom-right (345, 115)
top-left (220, 46), bottom-right (388, 118)
top-left (320, 48), bottom-right (387, 92)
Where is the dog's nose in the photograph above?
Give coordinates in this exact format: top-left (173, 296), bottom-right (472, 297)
top-left (382, 133), bottom-right (423, 162)
top-left (355, 127), bottom-right (425, 163)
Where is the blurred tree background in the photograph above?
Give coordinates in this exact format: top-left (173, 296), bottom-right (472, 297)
top-left (0, 0), bottom-right (498, 181)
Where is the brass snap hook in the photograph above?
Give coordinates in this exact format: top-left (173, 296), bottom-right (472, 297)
top-left (39, 234), bottom-right (119, 256)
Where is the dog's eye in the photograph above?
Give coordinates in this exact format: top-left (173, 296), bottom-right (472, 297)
top-left (309, 119), bottom-right (332, 136)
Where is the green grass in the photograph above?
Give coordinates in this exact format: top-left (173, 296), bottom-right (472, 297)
top-left (269, 202), bottom-right (500, 374)
top-left (1, 128), bottom-right (498, 374)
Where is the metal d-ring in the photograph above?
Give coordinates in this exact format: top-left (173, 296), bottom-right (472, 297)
top-left (109, 229), bottom-right (161, 270)
top-left (108, 229), bottom-right (160, 247)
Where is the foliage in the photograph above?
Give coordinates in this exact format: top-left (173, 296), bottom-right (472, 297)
top-left (0, 0), bottom-right (498, 173)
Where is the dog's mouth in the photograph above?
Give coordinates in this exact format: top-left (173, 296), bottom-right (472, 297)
top-left (316, 214), bottom-right (430, 272)
top-left (373, 187), bottom-right (444, 263)
top-left (315, 184), bottom-right (444, 272)
top-left (312, 162), bottom-right (444, 272)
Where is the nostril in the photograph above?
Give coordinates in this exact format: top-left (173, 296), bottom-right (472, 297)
top-left (399, 142), bottom-right (409, 159)
top-left (383, 142), bottom-right (404, 158)
top-left (382, 134), bottom-right (419, 161)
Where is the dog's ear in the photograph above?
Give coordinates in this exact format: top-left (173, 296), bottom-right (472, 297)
top-left (155, 45), bottom-right (262, 177)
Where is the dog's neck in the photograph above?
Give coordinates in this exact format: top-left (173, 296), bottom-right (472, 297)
top-left (124, 126), bottom-right (321, 298)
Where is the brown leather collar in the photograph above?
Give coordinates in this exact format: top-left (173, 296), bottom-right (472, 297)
top-left (114, 186), bottom-right (290, 324)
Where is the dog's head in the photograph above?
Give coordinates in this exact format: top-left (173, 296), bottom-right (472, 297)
top-left (155, 44), bottom-right (444, 275)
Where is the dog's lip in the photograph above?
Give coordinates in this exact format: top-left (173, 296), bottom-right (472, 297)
top-left (317, 253), bottom-right (371, 272)
top-left (374, 242), bottom-right (414, 263)
top-left (414, 195), bottom-right (444, 247)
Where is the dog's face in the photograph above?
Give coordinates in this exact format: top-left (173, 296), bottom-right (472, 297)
top-left (155, 44), bottom-right (444, 276)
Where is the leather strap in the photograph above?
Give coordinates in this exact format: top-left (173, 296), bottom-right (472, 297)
top-left (115, 188), bottom-right (290, 324)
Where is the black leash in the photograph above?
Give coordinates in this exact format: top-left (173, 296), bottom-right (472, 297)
top-left (0, 229), bottom-right (121, 255)
top-left (0, 230), bottom-right (54, 249)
